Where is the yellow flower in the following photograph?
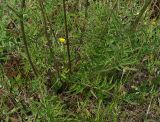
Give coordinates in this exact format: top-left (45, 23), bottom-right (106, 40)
top-left (151, 19), bottom-right (157, 26)
top-left (59, 38), bottom-right (66, 43)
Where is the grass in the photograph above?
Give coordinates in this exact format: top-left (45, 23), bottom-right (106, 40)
top-left (0, 0), bottom-right (160, 121)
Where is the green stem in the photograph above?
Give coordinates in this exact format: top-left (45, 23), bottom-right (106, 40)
top-left (63, 0), bottom-right (72, 74)
top-left (20, 0), bottom-right (38, 77)
top-left (38, 0), bottom-right (53, 56)
top-left (131, 0), bottom-right (152, 30)
top-left (38, 0), bottom-right (61, 81)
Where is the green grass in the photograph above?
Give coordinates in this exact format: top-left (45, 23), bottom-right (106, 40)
top-left (0, 0), bottom-right (160, 121)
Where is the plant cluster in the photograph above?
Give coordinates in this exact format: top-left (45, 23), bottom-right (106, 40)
top-left (0, 0), bottom-right (160, 121)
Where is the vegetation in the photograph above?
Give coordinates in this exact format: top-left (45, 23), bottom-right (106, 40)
top-left (0, 0), bottom-right (160, 121)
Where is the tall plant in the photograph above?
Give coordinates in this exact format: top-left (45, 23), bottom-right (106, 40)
top-left (63, 0), bottom-right (72, 74)
top-left (8, 0), bottom-right (39, 77)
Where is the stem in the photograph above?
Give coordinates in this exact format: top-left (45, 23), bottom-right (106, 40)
top-left (79, 0), bottom-right (89, 44)
top-left (45, 13), bottom-right (58, 45)
top-left (85, 0), bottom-right (89, 18)
top-left (131, 0), bottom-right (152, 30)
top-left (20, 0), bottom-right (38, 77)
top-left (38, 0), bottom-right (53, 56)
top-left (63, 0), bottom-right (72, 74)
top-left (38, 0), bottom-right (61, 81)
top-left (7, 4), bottom-right (21, 18)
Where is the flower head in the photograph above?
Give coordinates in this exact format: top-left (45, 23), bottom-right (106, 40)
top-left (59, 38), bottom-right (66, 43)
top-left (151, 19), bottom-right (157, 26)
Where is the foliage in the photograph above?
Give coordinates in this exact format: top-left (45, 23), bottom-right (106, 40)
top-left (0, 0), bottom-right (160, 121)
